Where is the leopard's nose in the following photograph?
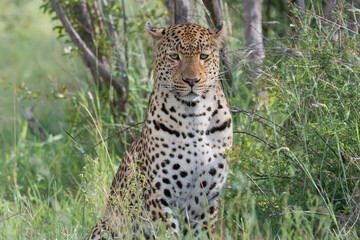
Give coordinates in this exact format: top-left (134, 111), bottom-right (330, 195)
top-left (182, 78), bottom-right (200, 87)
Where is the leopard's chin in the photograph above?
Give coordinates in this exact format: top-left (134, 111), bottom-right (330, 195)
top-left (172, 88), bottom-right (200, 101)
top-left (175, 92), bottom-right (198, 102)
top-left (184, 92), bottom-right (199, 100)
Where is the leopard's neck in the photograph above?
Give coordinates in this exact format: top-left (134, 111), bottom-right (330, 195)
top-left (145, 81), bottom-right (228, 131)
top-left (141, 78), bottom-right (233, 183)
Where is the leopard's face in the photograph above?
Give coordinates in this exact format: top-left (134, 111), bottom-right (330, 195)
top-left (147, 23), bottom-right (225, 101)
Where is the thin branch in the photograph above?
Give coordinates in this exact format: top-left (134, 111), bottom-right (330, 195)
top-left (63, 121), bottom-right (143, 155)
top-left (86, 121), bottom-right (143, 152)
top-left (0, 202), bottom-right (25, 223)
top-left (253, 174), bottom-right (292, 181)
top-left (0, 210), bottom-right (25, 223)
top-left (341, 204), bottom-right (360, 234)
top-left (347, 208), bottom-right (360, 234)
top-left (350, 98), bottom-right (360, 121)
top-left (313, 129), bottom-right (344, 163)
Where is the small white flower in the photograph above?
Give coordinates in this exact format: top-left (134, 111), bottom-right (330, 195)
top-left (64, 46), bottom-right (72, 54)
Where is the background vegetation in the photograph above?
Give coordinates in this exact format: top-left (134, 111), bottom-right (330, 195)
top-left (0, 0), bottom-right (359, 239)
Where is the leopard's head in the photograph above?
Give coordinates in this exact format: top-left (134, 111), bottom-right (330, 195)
top-left (146, 23), bottom-right (225, 101)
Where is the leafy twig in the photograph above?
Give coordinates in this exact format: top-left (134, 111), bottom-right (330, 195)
top-left (234, 130), bottom-right (303, 171)
top-left (232, 106), bottom-right (334, 167)
top-left (244, 172), bottom-right (278, 212)
top-left (231, 106), bottom-right (289, 133)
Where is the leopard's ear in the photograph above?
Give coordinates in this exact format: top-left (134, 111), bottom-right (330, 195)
top-left (209, 21), bottom-right (225, 46)
top-left (146, 22), bottom-right (165, 42)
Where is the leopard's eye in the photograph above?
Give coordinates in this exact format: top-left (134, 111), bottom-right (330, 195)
top-left (200, 54), bottom-right (209, 60)
top-left (169, 54), bottom-right (180, 60)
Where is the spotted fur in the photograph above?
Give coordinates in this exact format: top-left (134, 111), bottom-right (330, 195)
top-left (87, 23), bottom-right (233, 239)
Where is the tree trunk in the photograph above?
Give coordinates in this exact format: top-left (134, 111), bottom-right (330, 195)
top-left (348, 0), bottom-right (360, 39)
top-left (202, 0), bottom-right (223, 26)
top-left (164, 0), bottom-right (191, 25)
top-left (202, 0), bottom-right (233, 88)
top-left (243, 0), bottom-right (265, 93)
top-left (50, 0), bottom-right (128, 113)
top-left (72, 1), bottom-right (100, 85)
top-left (297, 0), bottom-right (305, 14)
top-left (324, 0), bottom-right (339, 41)
top-left (324, 0), bottom-right (339, 21)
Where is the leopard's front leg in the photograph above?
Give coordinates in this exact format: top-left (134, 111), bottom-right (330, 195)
top-left (145, 192), bottom-right (181, 237)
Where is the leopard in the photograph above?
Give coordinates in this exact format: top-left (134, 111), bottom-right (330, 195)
top-left (86, 22), bottom-right (233, 239)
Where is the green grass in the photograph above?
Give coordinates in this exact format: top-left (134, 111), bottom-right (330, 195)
top-left (1, 0), bottom-right (359, 239)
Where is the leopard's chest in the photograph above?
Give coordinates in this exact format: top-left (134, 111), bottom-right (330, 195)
top-left (149, 127), bottom-right (229, 206)
top-left (144, 93), bottom-right (232, 213)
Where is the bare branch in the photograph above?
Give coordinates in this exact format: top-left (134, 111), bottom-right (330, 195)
top-left (0, 202), bottom-right (25, 223)
top-left (341, 204), bottom-right (360, 234)
top-left (63, 121), bottom-right (143, 155)
top-left (350, 98), bottom-right (360, 121)
top-left (87, 121), bottom-right (143, 152)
